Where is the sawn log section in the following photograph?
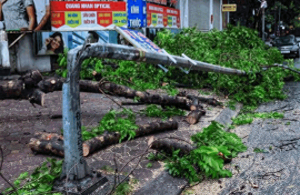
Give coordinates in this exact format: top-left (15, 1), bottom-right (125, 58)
top-left (28, 120), bottom-right (178, 157)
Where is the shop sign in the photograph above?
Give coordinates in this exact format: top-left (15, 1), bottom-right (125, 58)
top-left (127, 0), bottom-right (147, 28)
top-left (50, 1), bottom-right (127, 31)
top-left (117, 27), bottom-right (162, 52)
top-left (222, 4), bottom-right (237, 12)
top-left (147, 3), bottom-right (180, 28)
top-left (146, 0), bottom-right (167, 6)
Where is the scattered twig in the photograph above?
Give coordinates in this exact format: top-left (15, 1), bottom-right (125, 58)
top-left (261, 63), bottom-right (300, 75)
top-left (0, 146), bottom-right (19, 195)
top-left (108, 136), bottom-right (195, 195)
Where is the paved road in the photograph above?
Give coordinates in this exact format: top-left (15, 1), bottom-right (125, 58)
top-left (218, 58), bottom-right (300, 194)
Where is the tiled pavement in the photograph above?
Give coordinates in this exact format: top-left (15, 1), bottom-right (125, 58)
top-left (0, 85), bottom-right (227, 193)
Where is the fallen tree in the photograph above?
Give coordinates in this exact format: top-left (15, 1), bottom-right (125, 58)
top-left (0, 70), bottom-right (216, 124)
top-left (0, 70), bottom-right (45, 106)
top-left (28, 120), bottom-right (178, 157)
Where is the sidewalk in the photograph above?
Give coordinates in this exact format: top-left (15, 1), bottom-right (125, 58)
top-left (0, 85), bottom-right (236, 194)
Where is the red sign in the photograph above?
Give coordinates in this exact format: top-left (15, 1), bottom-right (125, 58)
top-left (147, 0), bottom-right (167, 6)
top-left (147, 3), bottom-right (180, 28)
top-left (50, 1), bottom-right (127, 31)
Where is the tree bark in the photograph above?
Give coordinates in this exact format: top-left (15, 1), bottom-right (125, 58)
top-left (177, 91), bottom-right (221, 106)
top-left (150, 139), bottom-right (195, 157)
top-left (150, 139), bottom-right (232, 163)
top-left (38, 77), bottom-right (65, 93)
top-left (83, 120), bottom-right (178, 156)
top-left (28, 138), bottom-right (64, 157)
top-left (29, 120), bottom-right (178, 157)
top-left (0, 70), bottom-right (207, 110)
top-left (186, 110), bottom-right (206, 125)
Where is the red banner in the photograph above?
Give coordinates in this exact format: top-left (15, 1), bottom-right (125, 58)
top-left (50, 1), bottom-right (127, 31)
top-left (147, 3), bottom-right (180, 28)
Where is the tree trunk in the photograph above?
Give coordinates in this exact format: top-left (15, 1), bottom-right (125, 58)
top-left (29, 120), bottom-right (178, 157)
top-left (38, 77), bottom-right (65, 93)
top-left (177, 91), bottom-right (221, 106)
top-left (20, 70), bottom-right (43, 88)
top-left (34, 132), bottom-right (64, 141)
top-left (186, 110), bottom-right (206, 125)
top-left (150, 139), bottom-right (195, 157)
top-left (28, 138), bottom-right (64, 157)
top-left (83, 120), bottom-right (178, 156)
top-left (150, 139), bottom-right (232, 163)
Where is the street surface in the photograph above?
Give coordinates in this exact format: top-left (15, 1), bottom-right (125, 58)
top-left (218, 58), bottom-right (300, 195)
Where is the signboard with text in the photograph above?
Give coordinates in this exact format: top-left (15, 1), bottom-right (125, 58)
top-left (50, 1), bottom-right (127, 31)
top-left (147, 3), bottom-right (180, 28)
top-left (222, 4), bottom-right (237, 12)
top-left (127, 0), bottom-right (147, 28)
top-left (146, 0), bottom-right (167, 6)
top-left (118, 27), bottom-right (162, 52)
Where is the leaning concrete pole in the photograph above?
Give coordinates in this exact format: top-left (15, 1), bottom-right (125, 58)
top-left (61, 46), bottom-right (90, 180)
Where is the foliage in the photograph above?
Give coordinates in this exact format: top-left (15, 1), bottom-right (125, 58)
top-left (113, 182), bottom-right (132, 195)
top-left (164, 121), bottom-right (247, 183)
top-left (155, 26), bottom-right (300, 107)
top-left (253, 148), bottom-right (267, 153)
top-left (146, 163), bottom-right (153, 168)
top-left (141, 104), bottom-right (186, 119)
top-left (82, 109), bottom-right (138, 142)
top-left (232, 112), bottom-right (284, 125)
top-left (4, 158), bottom-right (63, 195)
top-left (56, 26), bottom-right (300, 107)
top-left (56, 54), bottom-right (177, 95)
top-left (147, 152), bottom-right (165, 161)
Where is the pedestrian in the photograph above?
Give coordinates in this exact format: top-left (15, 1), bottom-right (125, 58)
top-left (0, 0), bottom-right (36, 31)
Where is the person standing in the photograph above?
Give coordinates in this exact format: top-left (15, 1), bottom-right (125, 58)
top-left (0, 0), bottom-right (36, 31)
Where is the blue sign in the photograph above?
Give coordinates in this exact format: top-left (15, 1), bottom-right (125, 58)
top-left (127, 0), bottom-right (147, 28)
top-left (119, 27), bottom-right (162, 53)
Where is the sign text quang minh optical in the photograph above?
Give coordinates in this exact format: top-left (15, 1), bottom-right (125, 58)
top-left (50, 1), bottom-right (127, 31)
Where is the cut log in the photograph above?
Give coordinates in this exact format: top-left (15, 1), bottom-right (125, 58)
top-left (83, 120), bottom-right (178, 156)
top-left (100, 82), bottom-right (199, 110)
top-left (92, 71), bottom-right (102, 81)
top-left (186, 110), bottom-right (206, 125)
top-left (1, 72), bottom-right (205, 110)
top-left (188, 95), bottom-right (222, 106)
top-left (0, 70), bottom-right (45, 106)
top-left (26, 89), bottom-right (45, 106)
top-left (28, 138), bottom-right (64, 157)
top-left (0, 80), bottom-right (23, 99)
top-left (150, 139), bottom-right (232, 163)
top-left (150, 139), bottom-right (194, 157)
top-left (29, 120), bottom-right (178, 157)
top-left (177, 91), bottom-right (221, 106)
top-left (34, 132), bottom-right (64, 141)
top-left (38, 77), bottom-right (65, 93)
top-left (20, 70), bottom-right (43, 88)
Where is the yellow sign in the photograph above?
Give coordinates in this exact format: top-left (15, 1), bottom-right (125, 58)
top-left (222, 4), bottom-right (237, 12)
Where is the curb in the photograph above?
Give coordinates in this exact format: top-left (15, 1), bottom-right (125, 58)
top-left (214, 103), bottom-right (243, 131)
top-left (133, 103), bottom-right (243, 195)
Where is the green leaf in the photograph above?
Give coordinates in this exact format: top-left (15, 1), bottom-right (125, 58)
top-left (18, 172), bottom-right (29, 180)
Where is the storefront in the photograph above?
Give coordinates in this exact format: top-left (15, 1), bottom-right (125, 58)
top-left (1, 0), bottom-right (238, 74)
